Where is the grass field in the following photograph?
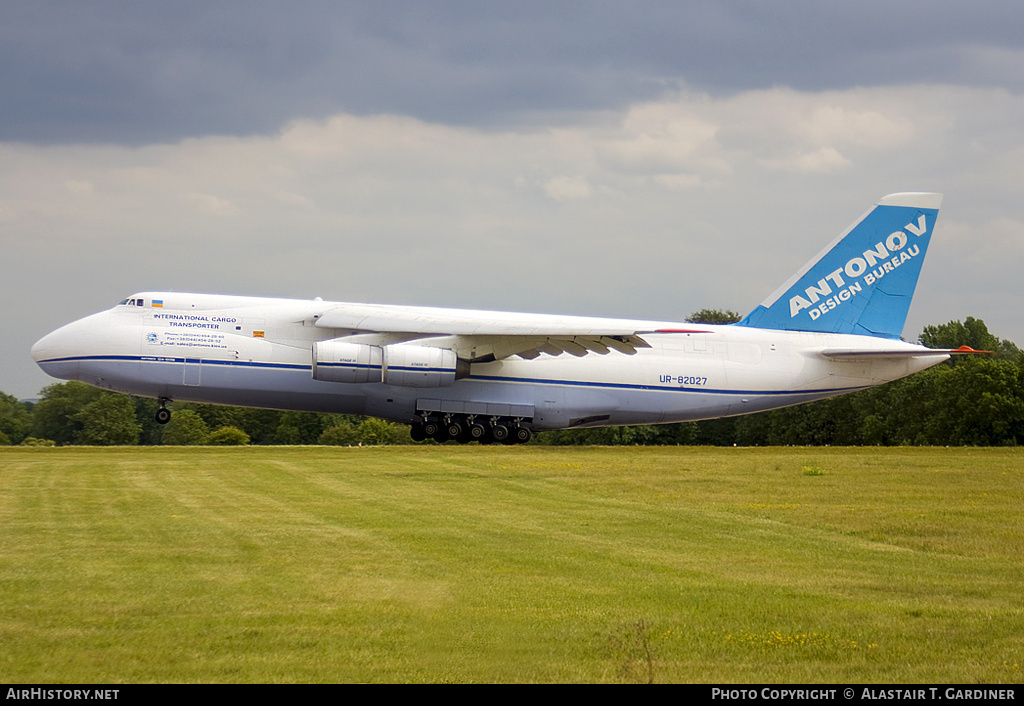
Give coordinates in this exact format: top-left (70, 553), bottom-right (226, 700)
top-left (1, 445), bottom-right (1022, 683)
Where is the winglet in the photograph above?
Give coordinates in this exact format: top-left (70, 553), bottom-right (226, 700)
top-left (736, 193), bottom-right (942, 339)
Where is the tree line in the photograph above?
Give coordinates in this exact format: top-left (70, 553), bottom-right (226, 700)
top-left (2, 316), bottom-right (1021, 447)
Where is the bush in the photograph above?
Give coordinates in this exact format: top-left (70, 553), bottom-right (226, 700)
top-left (205, 426), bottom-right (251, 446)
top-left (160, 409), bottom-right (210, 446)
top-left (319, 421), bottom-right (358, 446)
top-left (19, 437), bottom-right (56, 447)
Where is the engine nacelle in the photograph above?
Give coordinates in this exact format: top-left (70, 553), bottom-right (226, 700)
top-left (312, 340), bottom-right (383, 383)
top-left (383, 343), bottom-right (468, 388)
top-left (312, 340), bottom-right (468, 387)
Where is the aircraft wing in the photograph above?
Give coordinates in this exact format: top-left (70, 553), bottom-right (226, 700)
top-left (314, 304), bottom-right (659, 362)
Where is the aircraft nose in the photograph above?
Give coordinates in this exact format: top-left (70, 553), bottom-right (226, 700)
top-left (31, 328), bottom-right (63, 364)
top-left (32, 311), bottom-right (111, 381)
top-left (32, 323), bottom-right (80, 381)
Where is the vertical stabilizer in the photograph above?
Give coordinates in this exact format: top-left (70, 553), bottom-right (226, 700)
top-left (736, 193), bottom-right (942, 339)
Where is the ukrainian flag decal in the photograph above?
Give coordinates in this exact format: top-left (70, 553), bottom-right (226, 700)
top-left (152, 300), bottom-right (164, 308)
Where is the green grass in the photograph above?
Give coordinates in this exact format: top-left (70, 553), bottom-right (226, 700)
top-left (1, 445), bottom-right (1022, 683)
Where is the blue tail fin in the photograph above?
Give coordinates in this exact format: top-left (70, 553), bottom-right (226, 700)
top-left (736, 192), bottom-right (942, 339)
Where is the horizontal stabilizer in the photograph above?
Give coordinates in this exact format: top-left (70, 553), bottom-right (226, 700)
top-left (819, 345), bottom-right (990, 361)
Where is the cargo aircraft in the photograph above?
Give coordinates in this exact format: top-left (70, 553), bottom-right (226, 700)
top-left (32, 192), bottom-right (978, 443)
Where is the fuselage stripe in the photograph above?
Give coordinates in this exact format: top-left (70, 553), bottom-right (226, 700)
top-left (36, 354), bottom-right (869, 398)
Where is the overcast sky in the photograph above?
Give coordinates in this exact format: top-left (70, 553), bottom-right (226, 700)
top-left (3, 1), bottom-right (1024, 399)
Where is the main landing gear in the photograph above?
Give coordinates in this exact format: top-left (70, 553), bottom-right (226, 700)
top-left (410, 414), bottom-right (533, 445)
top-left (155, 398), bottom-right (172, 425)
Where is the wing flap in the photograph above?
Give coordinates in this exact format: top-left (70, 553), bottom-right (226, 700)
top-left (451, 334), bottom-right (650, 362)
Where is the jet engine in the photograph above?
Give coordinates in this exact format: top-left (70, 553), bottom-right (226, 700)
top-left (312, 340), bottom-right (468, 388)
top-left (311, 340), bottom-right (382, 383)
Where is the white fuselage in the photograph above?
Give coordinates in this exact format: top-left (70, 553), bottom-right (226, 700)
top-left (32, 292), bottom-right (944, 431)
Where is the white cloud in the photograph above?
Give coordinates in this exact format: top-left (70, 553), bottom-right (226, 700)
top-left (599, 101), bottom-right (724, 176)
top-left (761, 146), bottom-right (852, 174)
top-left (65, 180), bottom-right (96, 195)
top-left (652, 174), bottom-right (703, 190)
top-left (188, 192), bottom-right (238, 216)
top-left (800, 104), bottom-right (915, 150)
top-left (544, 176), bottom-right (592, 201)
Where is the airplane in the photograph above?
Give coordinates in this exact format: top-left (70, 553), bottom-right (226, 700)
top-left (31, 192), bottom-right (982, 444)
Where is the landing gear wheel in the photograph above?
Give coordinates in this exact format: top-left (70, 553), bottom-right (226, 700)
top-left (445, 421), bottom-right (463, 439)
top-left (422, 420), bottom-right (440, 438)
top-left (513, 426), bottom-right (532, 444)
top-left (467, 423), bottom-right (486, 441)
top-left (490, 424), bottom-right (509, 443)
top-left (410, 424), bottom-right (426, 442)
top-left (155, 407), bottom-right (171, 425)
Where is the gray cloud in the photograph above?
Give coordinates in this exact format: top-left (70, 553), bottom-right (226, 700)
top-left (4, 2), bottom-right (1024, 144)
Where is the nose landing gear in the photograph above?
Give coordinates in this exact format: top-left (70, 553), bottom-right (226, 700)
top-left (155, 398), bottom-right (172, 425)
